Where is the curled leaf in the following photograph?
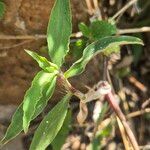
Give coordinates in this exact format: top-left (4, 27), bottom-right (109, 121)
top-left (77, 101), bottom-right (88, 125)
top-left (0, 71), bottom-right (57, 146)
top-left (23, 71), bottom-right (57, 132)
top-left (65, 36), bottom-right (143, 78)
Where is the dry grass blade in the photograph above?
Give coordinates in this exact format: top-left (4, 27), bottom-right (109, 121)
top-left (117, 117), bottom-right (133, 150)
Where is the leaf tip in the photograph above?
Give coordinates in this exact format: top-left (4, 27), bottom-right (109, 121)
top-left (23, 118), bottom-right (29, 134)
top-left (23, 126), bottom-right (28, 134)
top-left (24, 49), bottom-right (32, 55)
top-left (141, 41), bottom-right (144, 46)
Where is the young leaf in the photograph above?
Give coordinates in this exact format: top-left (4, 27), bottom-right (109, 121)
top-left (25, 50), bottom-right (58, 73)
top-left (51, 110), bottom-right (71, 150)
top-left (79, 23), bottom-right (90, 38)
top-left (47, 0), bottom-right (72, 67)
top-left (79, 20), bottom-right (117, 40)
top-left (29, 93), bottom-right (72, 150)
top-left (23, 71), bottom-right (57, 132)
top-left (0, 1), bottom-right (5, 19)
top-left (90, 20), bottom-right (117, 40)
top-left (0, 72), bottom-right (57, 145)
top-left (65, 36), bottom-right (143, 78)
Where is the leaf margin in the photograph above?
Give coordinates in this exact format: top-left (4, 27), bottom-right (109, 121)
top-left (64, 36), bottom-right (143, 78)
top-left (29, 93), bottom-right (72, 150)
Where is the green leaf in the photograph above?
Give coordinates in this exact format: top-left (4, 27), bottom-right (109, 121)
top-left (65, 36), bottom-right (143, 78)
top-left (32, 74), bottom-right (56, 117)
top-left (79, 20), bottom-right (117, 40)
top-left (0, 1), bottom-right (5, 19)
top-left (29, 93), bottom-right (72, 150)
top-left (0, 104), bottom-right (23, 146)
top-left (47, 0), bottom-right (72, 67)
top-left (70, 39), bottom-right (86, 60)
top-left (90, 20), bottom-right (117, 40)
top-left (99, 123), bottom-right (112, 137)
top-left (25, 50), bottom-right (58, 73)
top-left (79, 23), bottom-right (90, 38)
top-left (0, 72), bottom-right (57, 145)
top-left (23, 71), bottom-right (57, 132)
top-left (51, 110), bottom-right (71, 150)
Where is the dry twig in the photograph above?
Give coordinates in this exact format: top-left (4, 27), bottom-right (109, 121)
top-left (0, 32), bottom-right (83, 40)
top-left (118, 27), bottom-right (150, 34)
top-left (117, 117), bottom-right (133, 150)
top-left (0, 26), bottom-right (150, 41)
top-left (128, 76), bottom-right (147, 93)
top-left (85, 0), bottom-right (94, 15)
top-left (127, 108), bottom-right (150, 119)
top-left (111, 0), bottom-right (138, 20)
top-left (0, 40), bottom-right (33, 50)
top-left (0, 35), bottom-right (46, 40)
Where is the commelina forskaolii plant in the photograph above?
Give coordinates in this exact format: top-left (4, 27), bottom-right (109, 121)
top-left (0, 0), bottom-right (144, 150)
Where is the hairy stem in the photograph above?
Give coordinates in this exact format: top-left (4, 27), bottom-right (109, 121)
top-left (58, 73), bottom-right (85, 100)
top-left (58, 71), bottom-right (139, 150)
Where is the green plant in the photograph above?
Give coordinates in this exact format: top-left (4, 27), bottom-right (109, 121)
top-left (0, 1), bottom-right (5, 19)
top-left (0, 0), bottom-right (144, 150)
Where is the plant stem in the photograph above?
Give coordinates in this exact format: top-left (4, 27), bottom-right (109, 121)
top-left (127, 108), bottom-right (150, 119)
top-left (59, 70), bottom-right (140, 150)
top-left (105, 91), bottom-right (139, 150)
top-left (58, 73), bottom-right (85, 100)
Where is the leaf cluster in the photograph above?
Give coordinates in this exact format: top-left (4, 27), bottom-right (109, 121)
top-left (0, 0), bottom-right (143, 149)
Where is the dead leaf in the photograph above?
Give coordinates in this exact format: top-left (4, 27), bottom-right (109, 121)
top-left (77, 101), bottom-right (88, 125)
